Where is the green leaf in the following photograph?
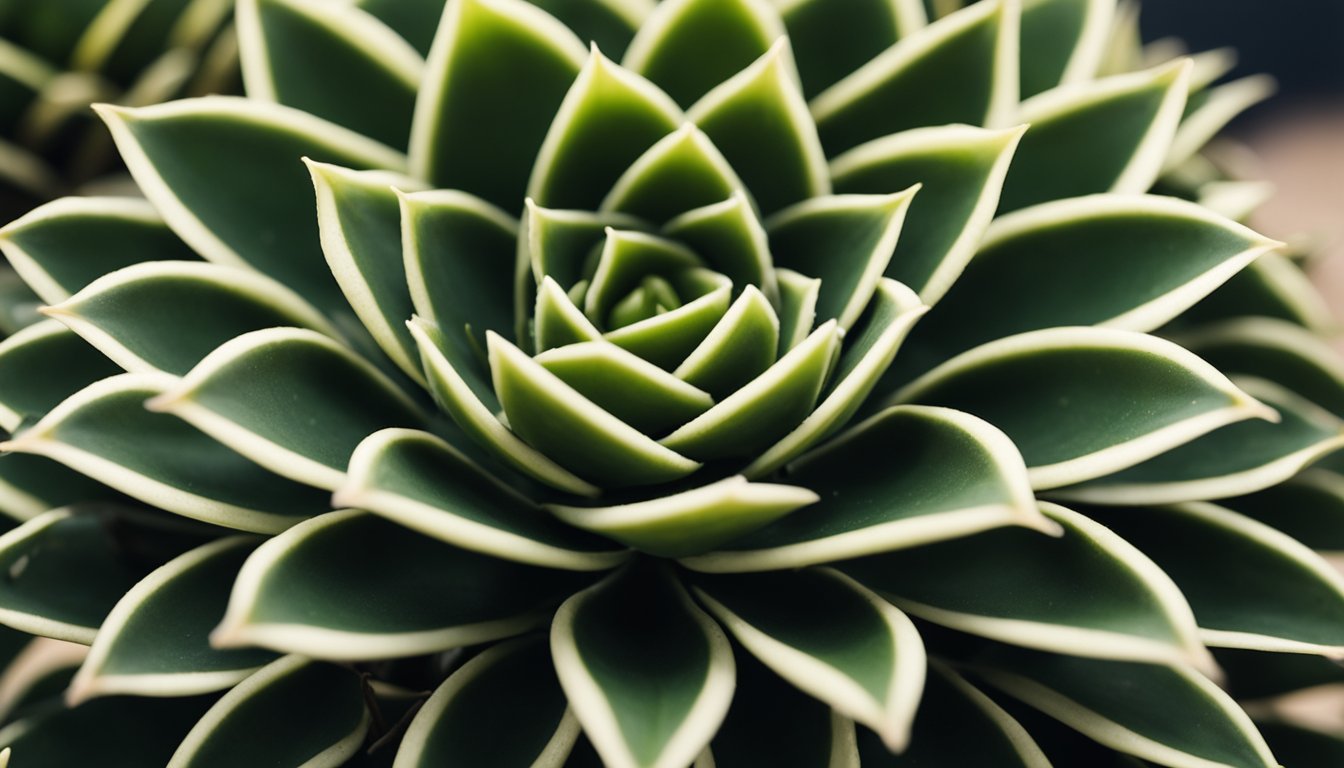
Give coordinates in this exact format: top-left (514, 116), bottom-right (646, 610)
top-left (1018, 0), bottom-right (1112, 98)
top-left (146, 328), bottom-right (425, 491)
top-left (1223, 469), bottom-right (1344, 553)
top-left (528, 48), bottom-right (682, 209)
top-left (96, 97), bottom-right (406, 318)
top-left (603, 285), bottom-right (732, 370)
top-left (0, 269), bottom-right (43, 336)
top-left (1256, 721), bottom-right (1344, 767)
top-left (522, 203), bottom-right (644, 296)
top-left (0, 320), bottom-right (119, 433)
top-left (0, 695), bottom-right (211, 768)
top-left (45, 261), bottom-right (337, 377)
top-left (1182, 252), bottom-right (1337, 335)
top-left (534, 341), bottom-right (714, 435)
top-left (410, 0), bottom-right (586, 208)
top-left (709, 651), bottom-right (860, 768)
top-left (1217, 647), bottom-right (1344, 700)
top-left (0, 453), bottom-right (112, 523)
top-left (1164, 76), bottom-right (1275, 174)
top-left (662, 322), bottom-right (841, 460)
top-left (844, 501), bottom-right (1212, 667)
top-left (768, 191), bottom-right (918, 330)
top-left (1176, 317), bottom-right (1344, 419)
top-left (663, 193), bottom-right (776, 304)
top-left (1081, 501), bottom-right (1344, 655)
top-left (167, 657), bottom-right (368, 768)
top-left (68, 538), bottom-right (276, 701)
top-left (673, 286), bottom-right (779, 399)
top-left (530, 0), bottom-right (654, 57)
top-left (621, 0), bottom-right (784, 108)
top-left (599, 123), bottom-right (744, 225)
top-left (396, 635), bottom-right (579, 768)
top-left (812, 0), bottom-right (1019, 155)
top-left (681, 405), bottom-right (1051, 572)
top-left (693, 568), bottom-right (925, 750)
top-left (0, 508), bottom-right (206, 644)
top-left (409, 318), bottom-right (600, 497)
top-left (583, 230), bottom-right (700, 324)
top-left (308, 161), bottom-right (430, 384)
top-left (1055, 378), bottom-right (1344, 504)
top-left (237, 0), bottom-right (423, 148)
top-left (893, 328), bottom-right (1270, 490)
top-left (857, 664), bottom-right (1051, 767)
top-left (777, 0), bottom-right (927, 98)
top-left (0, 197), bottom-right (198, 305)
top-left (745, 279), bottom-right (928, 477)
top-left (773, 269), bottom-right (822, 354)
top-left (906, 195), bottom-right (1281, 360)
top-left (999, 59), bottom-right (1191, 212)
top-left (978, 650), bottom-right (1278, 768)
top-left (552, 563), bottom-right (734, 768)
top-left (355, 0), bottom-right (443, 54)
top-left (686, 38), bottom-right (830, 216)
top-left (4, 375), bottom-right (332, 533)
top-left (338, 428), bottom-right (626, 570)
top-left (830, 124), bottom-right (1025, 304)
top-left (535, 276), bottom-right (603, 352)
top-left (216, 510), bottom-right (593, 659)
top-left (487, 332), bottom-right (700, 487)
top-left (548, 476), bottom-right (817, 557)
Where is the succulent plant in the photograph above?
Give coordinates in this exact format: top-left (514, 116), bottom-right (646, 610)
top-left (0, 0), bottom-right (1338, 765)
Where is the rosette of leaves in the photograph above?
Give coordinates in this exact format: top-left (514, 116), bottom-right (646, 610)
top-left (0, 0), bottom-right (1341, 765)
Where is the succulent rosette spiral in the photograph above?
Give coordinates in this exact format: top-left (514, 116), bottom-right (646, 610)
top-left (0, 0), bottom-right (1339, 765)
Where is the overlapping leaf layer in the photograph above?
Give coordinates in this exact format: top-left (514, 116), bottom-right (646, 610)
top-left (0, 0), bottom-right (1338, 765)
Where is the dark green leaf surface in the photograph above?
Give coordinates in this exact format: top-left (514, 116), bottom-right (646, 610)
top-left (779, 0), bottom-right (925, 98)
top-left (0, 695), bottom-right (211, 768)
top-left (0, 320), bottom-right (119, 433)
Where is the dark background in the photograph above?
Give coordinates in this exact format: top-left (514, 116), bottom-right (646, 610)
top-left (1140, 0), bottom-right (1344, 124)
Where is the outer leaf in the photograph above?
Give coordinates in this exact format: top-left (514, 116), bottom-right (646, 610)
top-left (1175, 317), bottom-right (1344, 419)
top-left (68, 538), bottom-right (275, 702)
top-left (686, 38), bottom-right (830, 216)
top-left (621, 0), bottom-right (785, 108)
top-left (0, 453), bottom-right (111, 523)
top-left (215, 510), bottom-right (592, 659)
top-left (1055, 378), bottom-right (1344, 504)
top-left (95, 97), bottom-right (406, 318)
top-left (843, 502), bottom-right (1213, 668)
top-left (830, 124), bottom-right (1024, 303)
top-left (0, 695), bottom-right (210, 768)
top-left (147, 328), bottom-right (425, 491)
top-left (529, 0), bottom-right (654, 57)
top-left (487, 332), bottom-right (700, 487)
top-left (44, 261), bottom-right (336, 376)
top-left (811, 0), bottom-right (1019, 155)
top-left (776, 0), bottom-right (927, 97)
top-left (0, 320), bottom-right (119, 433)
top-left (548, 476), bottom-right (817, 557)
top-left (857, 664), bottom-right (1050, 767)
top-left (338, 428), bottom-right (627, 570)
top-left (395, 635), bottom-right (579, 768)
top-left (745, 279), bottom-right (927, 477)
top-left (978, 650), bottom-right (1278, 768)
top-left (893, 328), bottom-right (1271, 489)
top-left (551, 563), bottom-right (734, 768)
top-left (767, 190), bottom-right (918, 330)
top-left (0, 508), bottom-right (206, 644)
top-left (237, 0), bottom-right (423, 148)
top-left (710, 651), bottom-right (860, 768)
top-left (693, 568), bottom-right (925, 750)
top-left (1018, 0), bottom-right (1112, 98)
top-left (661, 322), bottom-right (841, 460)
top-left (1183, 252), bottom-right (1337, 335)
top-left (999, 59), bottom-right (1191, 212)
top-left (356, 0), bottom-right (444, 53)
top-left (1164, 76), bottom-right (1275, 173)
top-left (528, 48), bottom-right (682, 209)
top-left (680, 405), bottom-right (1052, 573)
top-left (0, 197), bottom-right (198, 304)
top-left (1081, 502), bottom-right (1344, 655)
top-left (906, 195), bottom-right (1280, 359)
top-left (167, 656), bottom-right (368, 768)
top-left (308, 161), bottom-right (430, 383)
top-left (410, 0), bottom-right (586, 207)
top-left (4, 375), bottom-right (331, 533)
top-left (1224, 469), bottom-right (1344, 554)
